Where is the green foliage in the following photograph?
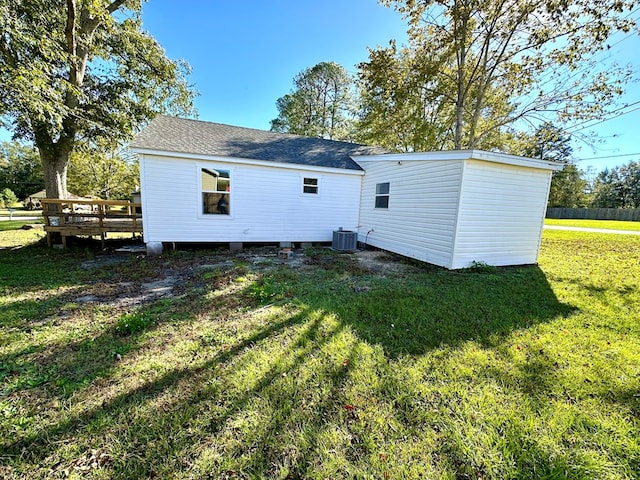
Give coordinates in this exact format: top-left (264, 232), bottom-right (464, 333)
top-left (591, 160), bottom-right (640, 208)
top-left (360, 0), bottom-right (638, 151)
top-left (115, 312), bottom-right (154, 336)
top-left (356, 41), bottom-right (454, 151)
top-left (271, 62), bottom-right (355, 141)
top-left (521, 122), bottom-right (573, 163)
top-left (0, 187), bottom-right (18, 207)
top-left (68, 147), bottom-right (139, 199)
top-left (465, 260), bottom-right (498, 273)
top-left (0, 141), bottom-right (44, 199)
top-left (0, 0), bottom-right (196, 198)
top-left (517, 123), bottom-right (588, 208)
top-left (548, 164), bottom-right (589, 207)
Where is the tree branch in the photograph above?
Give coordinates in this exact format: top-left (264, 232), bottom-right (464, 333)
top-left (65, 0), bottom-right (78, 83)
top-left (106, 0), bottom-right (128, 14)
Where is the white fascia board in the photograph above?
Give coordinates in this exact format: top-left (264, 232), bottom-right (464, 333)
top-left (130, 148), bottom-right (365, 176)
top-left (352, 149), bottom-right (564, 171)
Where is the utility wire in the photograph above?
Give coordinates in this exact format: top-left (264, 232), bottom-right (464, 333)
top-left (562, 100), bottom-right (640, 133)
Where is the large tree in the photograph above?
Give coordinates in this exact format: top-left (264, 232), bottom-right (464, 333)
top-left (271, 62), bottom-right (355, 141)
top-left (0, 0), bottom-right (195, 199)
top-left (359, 0), bottom-right (637, 151)
top-left (357, 40), bottom-right (514, 151)
top-left (356, 41), bottom-right (451, 151)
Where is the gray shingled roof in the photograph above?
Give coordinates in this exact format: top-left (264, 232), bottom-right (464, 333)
top-left (130, 115), bottom-right (389, 171)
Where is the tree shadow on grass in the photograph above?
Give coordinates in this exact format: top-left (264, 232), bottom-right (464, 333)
top-left (2, 246), bottom-right (372, 477)
top-left (302, 264), bottom-right (577, 358)
top-left (1, 301), bottom-right (339, 477)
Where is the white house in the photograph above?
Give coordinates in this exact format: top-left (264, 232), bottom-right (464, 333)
top-left (130, 116), bottom-right (386, 254)
top-left (130, 116), bottom-right (562, 268)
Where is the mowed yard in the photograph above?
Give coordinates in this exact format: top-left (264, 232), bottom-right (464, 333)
top-left (0, 223), bottom-right (638, 479)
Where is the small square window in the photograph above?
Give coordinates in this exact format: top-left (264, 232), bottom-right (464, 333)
top-left (303, 177), bottom-right (319, 194)
top-left (375, 182), bottom-right (390, 209)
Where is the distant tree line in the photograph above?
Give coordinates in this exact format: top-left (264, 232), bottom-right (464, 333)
top-left (521, 124), bottom-right (640, 209)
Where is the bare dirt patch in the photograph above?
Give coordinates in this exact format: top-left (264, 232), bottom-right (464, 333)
top-left (354, 249), bottom-right (416, 275)
top-left (70, 246), bottom-right (419, 310)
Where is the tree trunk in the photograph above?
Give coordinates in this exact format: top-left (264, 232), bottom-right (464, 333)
top-left (453, 13), bottom-right (468, 150)
top-left (41, 152), bottom-right (69, 199)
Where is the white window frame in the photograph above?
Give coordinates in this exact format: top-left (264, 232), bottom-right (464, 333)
top-left (375, 182), bottom-right (390, 209)
top-left (301, 175), bottom-right (321, 196)
top-left (198, 164), bottom-right (233, 218)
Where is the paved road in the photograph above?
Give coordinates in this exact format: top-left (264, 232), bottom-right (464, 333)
top-left (544, 225), bottom-right (640, 235)
top-left (0, 216), bottom-right (41, 221)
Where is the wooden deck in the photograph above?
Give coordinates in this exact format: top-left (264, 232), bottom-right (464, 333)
top-left (41, 199), bottom-right (142, 248)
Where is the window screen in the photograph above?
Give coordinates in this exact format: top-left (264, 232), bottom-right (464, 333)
top-left (375, 182), bottom-right (390, 209)
top-left (202, 168), bottom-right (231, 215)
top-left (303, 177), bottom-right (319, 194)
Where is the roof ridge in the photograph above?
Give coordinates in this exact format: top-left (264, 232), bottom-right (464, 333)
top-left (156, 115), bottom-right (378, 149)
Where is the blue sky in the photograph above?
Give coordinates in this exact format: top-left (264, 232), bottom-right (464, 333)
top-left (139, 0), bottom-right (407, 129)
top-left (139, 0), bottom-right (640, 173)
top-left (2, 0), bottom-right (638, 172)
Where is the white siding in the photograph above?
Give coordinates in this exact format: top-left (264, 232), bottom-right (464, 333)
top-left (356, 160), bottom-right (463, 268)
top-left (140, 154), bottom-right (361, 243)
top-left (452, 160), bottom-right (551, 268)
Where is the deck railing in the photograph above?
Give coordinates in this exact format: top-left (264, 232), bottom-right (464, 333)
top-left (41, 198), bottom-right (142, 248)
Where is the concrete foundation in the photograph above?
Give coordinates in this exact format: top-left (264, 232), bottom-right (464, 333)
top-left (229, 242), bottom-right (243, 253)
top-left (146, 242), bottom-right (163, 256)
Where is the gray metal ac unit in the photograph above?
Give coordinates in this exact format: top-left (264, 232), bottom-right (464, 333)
top-left (332, 230), bottom-right (357, 252)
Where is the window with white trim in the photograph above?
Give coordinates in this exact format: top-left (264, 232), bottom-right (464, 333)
top-left (201, 168), bottom-right (231, 215)
top-left (375, 182), bottom-right (390, 209)
top-left (303, 177), bottom-right (319, 194)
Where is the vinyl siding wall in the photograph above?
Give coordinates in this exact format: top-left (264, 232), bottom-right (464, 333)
top-left (140, 154), bottom-right (362, 243)
top-left (356, 159), bottom-right (463, 268)
top-left (451, 160), bottom-right (552, 268)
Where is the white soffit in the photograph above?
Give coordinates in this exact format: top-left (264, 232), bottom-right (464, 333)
top-left (352, 149), bottom-right (565, 171)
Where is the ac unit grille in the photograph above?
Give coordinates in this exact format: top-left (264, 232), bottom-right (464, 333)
top-left (332, 230), bottom-right (357, 252)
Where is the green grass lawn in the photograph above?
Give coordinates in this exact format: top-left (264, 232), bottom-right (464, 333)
top-left (1, 228), bottom-right (639, 479)
top-left (0, 221), bottom-right (43, 233)
top-left (545, 218), bottom-right (640, 231)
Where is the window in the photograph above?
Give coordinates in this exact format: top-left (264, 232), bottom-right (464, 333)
top-left (375, 182), bottom-right (390, 209)
top-left (303, 177), bottom-right (319, 194)
top-left (201, 168), bottom-right (230, 215)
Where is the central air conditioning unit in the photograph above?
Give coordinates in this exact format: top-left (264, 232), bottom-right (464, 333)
top-left (332, 229), bottom-right (358, 252)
